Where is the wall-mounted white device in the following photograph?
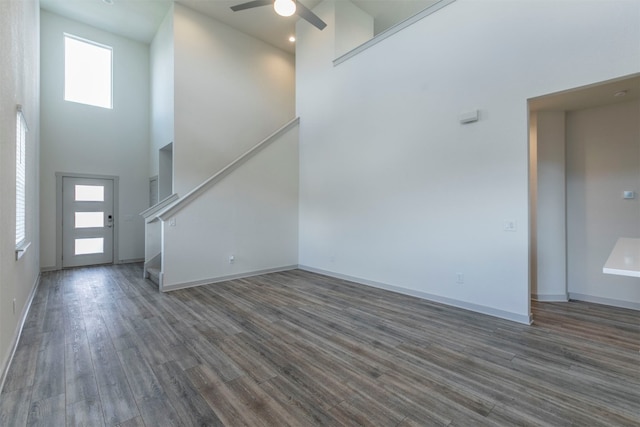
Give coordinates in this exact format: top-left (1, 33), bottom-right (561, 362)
top-left (459, 109), bottom-right (479, 124)
top-left (623, 190), bottom-right (635, 199)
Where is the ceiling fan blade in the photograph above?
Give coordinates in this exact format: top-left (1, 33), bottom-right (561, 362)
top-left (295, 1), bottom-right (327, 30)
top-left (230, 0), bottom-right (272, 12)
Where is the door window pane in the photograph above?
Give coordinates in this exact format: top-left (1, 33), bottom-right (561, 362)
top-left (75, 237), bottom-right (104, 255)
top-left (75, 185), bottom-right (104, 201)
top-left (75, 212), bottom-right (104, 228)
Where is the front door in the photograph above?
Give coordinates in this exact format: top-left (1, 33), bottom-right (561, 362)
top-left (62, 176), bottom-right (114, 268)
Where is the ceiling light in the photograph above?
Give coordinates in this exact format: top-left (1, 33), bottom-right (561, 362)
top-left (289, 36), bottom-right (296, 42)
top-left (274, 0), bottom-right (296, 17)
top-left (614, 90), bottom-right (628, 97)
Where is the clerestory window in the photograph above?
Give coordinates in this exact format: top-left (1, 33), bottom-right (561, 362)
top-left (64, 34), bottom-right (113, 109)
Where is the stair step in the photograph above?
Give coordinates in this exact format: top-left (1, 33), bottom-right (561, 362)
top-left (147, 267), bottom-right (161, 287)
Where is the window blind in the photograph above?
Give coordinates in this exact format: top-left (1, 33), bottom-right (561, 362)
top-left (16, 106), bottom-right (27, 247)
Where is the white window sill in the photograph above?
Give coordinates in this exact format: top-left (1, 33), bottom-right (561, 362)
top-left (15, 241), bottom-right (31, 261)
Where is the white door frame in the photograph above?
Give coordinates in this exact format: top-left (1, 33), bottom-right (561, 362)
top-left (55, 172), bottom-right (120, 270)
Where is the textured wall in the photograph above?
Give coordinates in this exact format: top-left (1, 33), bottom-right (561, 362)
top-left (0, 0), bottom-right (40, 387)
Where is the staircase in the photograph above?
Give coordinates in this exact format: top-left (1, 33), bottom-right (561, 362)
top-left (140, 117), bottom-right (300, 292)
top-left (147, 266), bottom-right (161, 286)
top-left (140, 194), bottom-right (177, 289)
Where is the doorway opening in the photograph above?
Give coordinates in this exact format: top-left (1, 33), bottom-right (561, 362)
top-left (529, 74), bottom-right (640, 311)
top-left (159, 142), bottom-right (173, 201)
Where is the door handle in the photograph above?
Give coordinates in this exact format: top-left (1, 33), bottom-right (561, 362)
top-left (107, 214), bottom-right (113, 228)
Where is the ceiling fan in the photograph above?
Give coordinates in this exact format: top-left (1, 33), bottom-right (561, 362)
top-left (230, 0), bottom-right (327, 30)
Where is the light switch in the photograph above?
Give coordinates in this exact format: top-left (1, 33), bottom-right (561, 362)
top-left (623, 191), bottom-right (635, 199)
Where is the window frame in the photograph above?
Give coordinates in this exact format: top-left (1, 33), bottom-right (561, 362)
top-left (63, 33), bottom-right (114, 110)
top-left (15, 105), bottom-right (29, 260)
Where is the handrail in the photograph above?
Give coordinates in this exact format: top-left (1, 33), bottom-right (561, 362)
top-left (140, 193), bottom-right (179, 222)
top-left (333, 0), bottom-right (456, 67)
top-left (157, 117), bottom-right (299, 221)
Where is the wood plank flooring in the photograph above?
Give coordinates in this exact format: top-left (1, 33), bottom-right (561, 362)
top-left (1, 264), bottom-right (638, 426)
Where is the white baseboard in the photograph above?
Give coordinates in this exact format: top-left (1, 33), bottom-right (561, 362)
top-left (117, 258), bottom-right (144, 265)
top-left (298, 265), bottom-right (532, 325)
top-left (161, 265), bottom-right (299, 292)
top-left (532, 293), bottom-right (569, 302)
top-left (0, 273), bottom-right (41, 393)
top-left (568, 293), bottom-right (640, 311)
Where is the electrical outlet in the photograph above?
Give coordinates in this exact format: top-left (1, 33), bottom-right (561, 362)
top-left (503, 220), bottom-right (517, 232)
top-left (456, 273), bottom-right (464, 284)
top-left (228, 255), bottom-right (235, 264)
top-left (169, 218), bottom-right (176, 227)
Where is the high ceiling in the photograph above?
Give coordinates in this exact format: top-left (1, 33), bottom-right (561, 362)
top-left (39, 0), bottom-right (437, 54)
top-left (38, 1), bottom-right (639, 108)
top-left (40, 0), bottom-right (173, 45)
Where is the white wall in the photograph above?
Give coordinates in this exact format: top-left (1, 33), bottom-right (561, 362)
top-left (566, 100), bottom-right (640, 308)
top-left (40, 11), bottom-right (150, 268)
top-left (161, 128), bottom-right (299, 290)
top-left (173, 3), bottom-right (295, 195)
top-left (0, 0), bottom-right (40, 386)
top-left (335, 0), bottom-right (373, 58)
top-left (534, 111), bottom-right (568, 301)
top-left (150, 5), bottom-right (174, 196)
top-left (297, 0), bottom-right (640, 323)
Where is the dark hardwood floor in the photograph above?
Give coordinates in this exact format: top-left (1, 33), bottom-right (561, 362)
top-left (1, 264), bottom-right (638, 426)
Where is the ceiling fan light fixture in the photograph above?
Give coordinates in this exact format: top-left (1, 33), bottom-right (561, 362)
top-left (274, 0), bottom-right (296, 17)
